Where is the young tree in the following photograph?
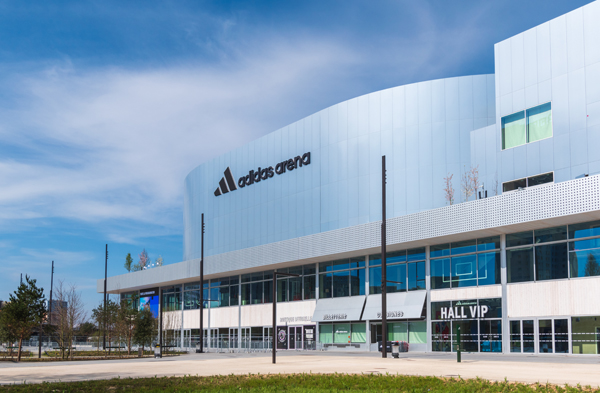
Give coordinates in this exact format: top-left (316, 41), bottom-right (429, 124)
top-left (91, 298), bottom-right (119, 355)
top-left (443, 173), bottom-right (455, 205)
top-left (133, 307), bottom-right (157, 354)
top-left (115, 296), bottom-right (139, 355)
top-left (138, 249), bottom-right (149, 270)
top-left (155, 256), bottom-right (163, 267)
top-left (0, 276), bottom-right (46, 361)
top-left (461, 165), bottom-right (481, 202)
top-left (53, 281), bottom-right (87, 360)
top-left (124, 253), bottom-right (133, 272)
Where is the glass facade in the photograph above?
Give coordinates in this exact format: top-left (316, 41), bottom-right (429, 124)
top-left (503, 172), bottom-right (554, 193)
top-left (430, 237), bottom-right (500, 289)
top-left (507, 221), bottom-right (600, 283)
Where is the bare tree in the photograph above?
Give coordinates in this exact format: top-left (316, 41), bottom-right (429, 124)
top-left (115, 296), bottom-right (139, 355)
top-left (461, 165), bottom-right (481, 202)
top-left (493, 173), bottom-right (499, 196)
top-left (53, 281), bottom-right (87, 360)
top-left (443, 173), bottom-right (455, 205)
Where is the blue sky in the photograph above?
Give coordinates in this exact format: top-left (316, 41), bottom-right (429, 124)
top-left (0, 0), bottom-right (591, 313)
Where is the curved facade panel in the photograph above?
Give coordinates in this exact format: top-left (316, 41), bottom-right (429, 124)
top-left (184, 75), bottom-right (495, 261)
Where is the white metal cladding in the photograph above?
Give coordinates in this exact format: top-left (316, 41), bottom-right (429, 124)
top-left (100, 175), bottom-right (600, 293)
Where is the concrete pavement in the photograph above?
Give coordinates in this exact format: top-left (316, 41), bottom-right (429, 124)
top-left (0, 352), bottom-right (599, 387)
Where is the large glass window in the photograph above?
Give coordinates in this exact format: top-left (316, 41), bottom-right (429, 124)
top-left (572, 316), bottom-right (600, 354)
top-left (527, 102), bottom-right (552, 143)
top-left (162, 286), bottom-right (182, 311)
top-left (507, 247), bottom-right (534, 283)
top-left (320, 257), bottom-right (365, 298)
top-left (502, 102), bottom-right (552, 150)
top-left (502, 111), bottom-right (526, 149)
top-left (430, 237), bottom-right (500, 289)
top-left (535, 243), bottom-right (568, 281)
top-left (369, 249), bottom-right (425, 294)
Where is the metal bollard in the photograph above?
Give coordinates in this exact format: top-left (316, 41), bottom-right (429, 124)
top-left (456, 326), bottom-right (461, 363)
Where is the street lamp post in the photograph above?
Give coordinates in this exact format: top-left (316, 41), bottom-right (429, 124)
top-left (199, 213), bottom-right (205, 353)
top-left (272, 271), bottom-right (300, 364)
top-left (381, 155), bottom-right (388, 358)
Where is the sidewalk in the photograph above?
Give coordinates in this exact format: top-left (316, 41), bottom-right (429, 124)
top-left (0, 352), bottom-right (599, 387)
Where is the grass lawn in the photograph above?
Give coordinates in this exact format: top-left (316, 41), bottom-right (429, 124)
top-left (0, 374), bottom-right (598, 392)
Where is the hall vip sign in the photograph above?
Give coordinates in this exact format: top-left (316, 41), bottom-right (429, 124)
top-left (439, 304), bottom-right (489, 320)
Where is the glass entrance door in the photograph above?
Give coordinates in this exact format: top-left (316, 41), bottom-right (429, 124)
top-left (510, 320), bottom-right (535, 353)
top-left (241, 328), bottom-right (250, 349)
top-left (288, 326), bottom-right (302, 350)
top-left (230, 328), bottom-right (238, 350)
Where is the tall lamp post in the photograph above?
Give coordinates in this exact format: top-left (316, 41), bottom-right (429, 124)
top-left (199, 213), bottom-right (205, 353)
top-left (272, 271), bottom-right (300, 364)
top-left (381, 155), bottom-right (388, 358)
top-left (103, 244), bottom-right (108, 351)
top-left (48, 261), bottom-right (54, 348)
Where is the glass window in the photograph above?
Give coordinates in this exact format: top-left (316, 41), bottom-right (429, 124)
top-left (408, 261), bottom-right (426, 291)
top-left (507, 247), bottom-right (534, 283)
top-left (332, 259), bottom-right (350, 271)
top-left (386, 264), bottom-right (406, 293)
top-left (332, 271), bottom-right (350, 297)
top-left (453, 319), bottom-right (479, 352)
top-left (535, 243), bottom-right (568, 281)
top-left (333, 323), bottom-right (351, 344)
top-left (408, 321), bottom-right (427, 344)
top-left (229, 282), bottom-right (239, 306)
top-left (478, 298), bottom-right (502, 318)
top-left (250, 282), bottom-right (263, 304)
top-left (241, 283), bottom-right (250, 305)
top-left (430, 244), bottom-right (450, 258)
top-left (431, 258), bottom-right (450, 289)
top-left (319, 273), bottom-right (332, 299)
top-left (510, 320), bottom-right (521, 353)
top-left (570, 249), bottom-right (600, 278)
top-left (502, 178), bottom-right (527, 192)
top-left (477, 236), bottom-right (500, 251)
top-left (184, 282), bottom-right (201, 291)
top-left (477, 252), bottom-right (501, 286)
top-left (407, 247), bottom-right (426, 261)
top-left (319, 261), bottom-right (333, 272)
top-left (351, 323), bottom-right (366, 343)
top-left (184, 290), bottom-right (199, 310)
top-left (431, 301), bottom-right (451, 320)
top-left (289, 277), bottom-right (302, 301)
top-left (349, 257), bottom-right (366, 268)
top-left (303, 264), bottom-right (316, 275)
top-left (502, 111), bottom-right (526, 149)
top-left (319, 324), bottom-right (332, 344)
top-left (451, 254), bottom-right (477, 288)
top-left (432, 322), bottom-right (451, 352)
top-left (369, 254), bottom-right (381, 266)
top-left (350, 268), bottom-right (365, 296)
top-left (570, 237), bottom-right (600, 251)
top-left (571, 316), bottom-right (600, 354)
top-left (451, 240), bottom-right (477, 255)
top-left (210, 278), bottom-right (229, 287)
top-left (528, 172), bottom-right (553, 187)
top-left (527, 102), bottom-right (552, 143)
top-left (387, 322), bottom-right (408, 341)
top-left (387, 251), bottom-right (407, 264)
top-left (263, 280), bottom-right (272, 303)
top-left (506, 231), bottom-right (533, 248)
top-left (369, 266), bottom-right (382, 294)
top-left (304, 275), bottom-right (316, 299)
top-left (569, 220), bottom-right (600, 239)
top-left (535, 226), bottom-right (567, 243)
top-left (480, 320), bottom-right (502, 353)
top-left (277, 279), bottom-right (287, 302)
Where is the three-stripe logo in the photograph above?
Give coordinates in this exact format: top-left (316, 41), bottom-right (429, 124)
top-left (214, 167), bottom-right (238, 196)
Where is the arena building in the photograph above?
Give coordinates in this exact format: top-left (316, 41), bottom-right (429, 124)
top-left (99, 1), bottom-right (600, 355)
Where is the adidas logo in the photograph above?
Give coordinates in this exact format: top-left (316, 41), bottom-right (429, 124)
top-left (214, 167), bottom-right (238, 196)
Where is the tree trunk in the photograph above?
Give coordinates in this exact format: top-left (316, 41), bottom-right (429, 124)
top-left (17, 336), bottom-right (23, 362)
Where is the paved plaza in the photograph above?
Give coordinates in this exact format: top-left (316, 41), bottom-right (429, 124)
top-left (0, 351), bottom-right (599, 387)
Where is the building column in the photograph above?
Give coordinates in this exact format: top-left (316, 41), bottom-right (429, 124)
top-left (180, 284), bottom-right (185, 350)
top-left (425, 245), bottom-right (432, 353)
top-left (500, 234), bottom-right (509, 354)
top-left (238, 274), bottom-right (242, 351)
top-left (365, 255), bottom-right (370, 351)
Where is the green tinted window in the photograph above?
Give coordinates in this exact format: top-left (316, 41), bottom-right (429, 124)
top-left (502, 111), bottom-right (526, 149)
top-left (527, 102), bottom-right (552, 142)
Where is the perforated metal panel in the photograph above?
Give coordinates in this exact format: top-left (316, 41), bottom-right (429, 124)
top-left (103, 175), bottom-right (600, 292)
